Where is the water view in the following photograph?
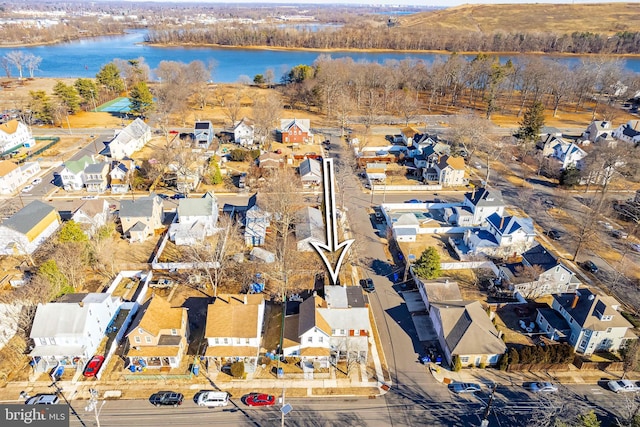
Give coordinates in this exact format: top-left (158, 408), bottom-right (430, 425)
top-left (1, 30), bottom-right (638, 83)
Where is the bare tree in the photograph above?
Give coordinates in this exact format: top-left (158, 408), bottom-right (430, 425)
top-left (0, 56), bottom-right (11, 78)
top-left (5, 50), bottom-right (26, 79)
top-left (391, 89), bottom-right (420, 126)
top-left (252, 94), bottom-right (282, 149)
top-left (217, 87), bottom-right (245, 127)
top-left (54, 242), bottom-right (89, 292)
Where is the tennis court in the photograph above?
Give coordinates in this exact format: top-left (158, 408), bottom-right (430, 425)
top-left (96, 97), bottom-right (131, 113)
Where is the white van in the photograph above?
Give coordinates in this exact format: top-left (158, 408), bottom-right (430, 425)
top-left (196, 391), bottom-right (229, 407)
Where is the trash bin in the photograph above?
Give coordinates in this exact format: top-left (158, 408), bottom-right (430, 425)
top-left (277, 368), bottom-right (284, 378)
top-left (192, 365), bottom-right (199, 376)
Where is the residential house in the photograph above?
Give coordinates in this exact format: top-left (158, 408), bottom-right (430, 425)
top-left (414, 142), bottom-right (450, 169)
top-left (233, 117), bottom-right (255, 147)
top-left (249, 247), bottom-right (275, 263)
top-left (537, 288), bottom-right (636, 355)
top-left (169, 192), bottom-right (219, 246)
top-left (538, 133), bottom-right (567, 157)
top-left (401, 126), bottom-right (420, 146)
top-left (553, 142), bottom-right (587, 170)
top-left (463, 213), bottom-right (536, 257)
top-left (203, 294), bottom-right (265, 373)
top-left (583, 121), bottom-right (613, 144)
top-left (299, 157), bottom-right (322, 187)
top-left (295, 207), bottom-right (325, 252)
top-left (499, 244), bottom-right (580, 298)
top-left (108, 118), bottom-right (151, 160)
top-left (84, 162), bottom-right (110, 193)
top-left (416, 278), bottom-right (462, 310)
top-left (432, 155), bottom-right (466, 187)
top-left (68, 199), bottom-right (110, 238)
top-left (0, 201), bottom-right (61, 255)
top-left (119, 195), bottom-right (165, 242)
top-left (244, 194), bottom-right (270, 246)
top-left (0, 119), bottom-right (34, 155)
top-left (29, 293), bottom-right (120, 372)
top-left (448, 187), bottom-right (505, 226)
top-left (258, 152), bottom-right (284, 169)
top-left (283, 287), bottom-right (370, 367)
top-left (109, 159), bottom-right (134, 194)
top-left (429, 300), bottom-right (506, 367)
top-left (194, 121), bottom-right (214, 149)
top-left (126, 296), bottom-right (189, 369)
top-left (613, 120), bottom-right (640, 145)
top-left (279, 118), bottom-right (313, 144)
top-left (169, 160), bottom-right (202, 193)
top-left (60, 155), bottom-right (97, 191)
top-left (0, 160), bottom-right (22, 194)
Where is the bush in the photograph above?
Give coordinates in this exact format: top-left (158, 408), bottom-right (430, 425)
top-left (230, 149), bottom-right (249, 162)
top-left (230, 361), bottom-right (245, 378)
top-left (478, 362), bottom-right (487, 369)
top-left (452, 354), bottom-right (462, 372)
top-left (498, 353), bottom-right (509, 371)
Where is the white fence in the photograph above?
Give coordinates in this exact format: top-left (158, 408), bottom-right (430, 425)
top-left (441, 261), bottom-right (500, 275)
top-left (372, 184), bottom-right (442, 192)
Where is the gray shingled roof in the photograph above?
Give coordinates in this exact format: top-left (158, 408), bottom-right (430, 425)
top-left (2, 201), bottom-right (56, 235)
top-left (553, 288), bottom-right (632, 330)
top-left (295, 207), bottom-right (325, 242)
top-left (178, 192), bottom-right (216, 217)
top-left (465, 187), bottom-right (505, 208)
top-left (119, 195), bottom-right (159, 218)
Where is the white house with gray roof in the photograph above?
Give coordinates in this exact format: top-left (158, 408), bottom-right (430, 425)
top-left (169, 192), bottom-right (219, 245)
top-left (613, 120), bottom-right (640, 145)
top-left (463, 213), bottom-right (536, 257)
top-left (84, 161), bottom-right (110, 193)
top-left (233, 117), bottom-right (255, 147)
top-left (299, 158), bottom-right (322, 187)
top-left (539, 288), bottom-right (636, 354)
top-left (429, 299), bottom-right (506, 367)
top-left (108, 118), bottom-right (151, 160)
top-left (450, 187), bottom-right (505, 226)
top-left (29, 292), bottom-right (121, 372)
top-left (60, 155), bottom-right (97, 191)
top-left (0, 201), bottom-right (60, 255)
top-left (119, 194), bottom-right (164, 242)
top-left (295, 207), bottom-right (325, 251)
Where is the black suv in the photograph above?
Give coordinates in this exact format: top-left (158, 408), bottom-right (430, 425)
top-left (582, 260), bottom-right (599, 274)
top-left (359, 278), bottom-right (375, 293)
top-left (546, 229), bottom-right (564, 240)
top-left (149, 391), bottom-right (183, 407)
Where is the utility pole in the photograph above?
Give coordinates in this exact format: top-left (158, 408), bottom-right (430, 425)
top-left (480, 383), bottom-right (497, 427)
top-left (50, 380), bottom-right (87, 427)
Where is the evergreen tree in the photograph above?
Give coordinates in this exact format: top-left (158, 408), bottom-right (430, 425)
top-left (96, 62), bottom-right (125, 94)
top-left (28, 90), bottom-right (53, 124)
top-left (53, 81), bottom-right (81, 114)
top-left (560, 166), bottom-right (582, 187)
top-left (209, 160), bottom-right (223, 185)
top-left (73, 78), bottom-right (99, 110)
top-left (452, 354), bottom-right (462, 371)
top-left (413, 247), bottom-right (441, 279)
top-left (517, 101), bottom-right (545, 145)
top-left (129, 81), bottom-right (153, 118)
top-left (58, 220), bottom-right (88, 243)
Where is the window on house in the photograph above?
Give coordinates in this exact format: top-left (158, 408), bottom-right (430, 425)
top-left (214, 338), bottom-right (219, 344)
top-left (223, 338), bottom-right (229, 344)
top-left (134, 336), bottom-right (141, 344)
top-left (39, 338), bottom-right (47, 346)
top-left (319, 336), bottom-right (323, 343)
top-left (48, 338), bottom-right (56, 345)
top-left (606, 328), bottom-right (612, 333)
top-left (145, 336), bottom-right (152, 343)
top-left (171, 329), bottom-right (177, 336)
top-left (307, 336), bottom-right (313, 343)
top-left (138, 328), bottom-right (143, 334)
top-left (245, 338), bottom-right (250, 344)
top-left (460, 356), bottom-right (470, 363)
top-left (236, 338), bottom-right (240, 344)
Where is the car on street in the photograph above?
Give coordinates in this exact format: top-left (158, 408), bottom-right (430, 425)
top-left (149, 391), bottom-right (184, 406)
top-left (527, 382), bottom-right (558, 393)
top-left (25, 394), bottom-right (59, 405)
top-left (631, 243), bottom-right (640, 253)
top-left (242, 393), bottom-right (275, 407)
top-left (359, 278), bottom-right (375, 293)
top-left (612, 229), bottom-right (629, 239)
top-left (598, 221), bottom-right (614, 231)
top-left (545, 230), bottom-right (564, 240)
top-left (21, 185), bottom-right (33, 193)
top-left (608, 379), bottom-right (640, 393)
top-left (157, 193), bottom-right (169, 200)
top-left (196, 391), bottom-right (230, 407)
top-left (405, 199), bottom-right (421, 204)
top-left (582, 260), bottom-right (599, 274)
top-left (171, 193), bottom-right (186, 200)
top-left (450, 382), bottom-right (482, 393)
top-left (31, 178), bottom-right (42, 185)
top-left (83, 355), bottom-right (105, 377)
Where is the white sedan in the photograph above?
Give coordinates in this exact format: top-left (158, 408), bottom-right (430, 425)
top-left (608, 379), bottom-right (640, 393)
top-left (21, 184), bottom-right (34, 193)
top-left (31, 178), bottom-right (42, 185)
top-left (528, 382), bottom-right (558, 393)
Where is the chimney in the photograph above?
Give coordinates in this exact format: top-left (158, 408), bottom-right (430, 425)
top-left (78, 301), bottom-right (84, 307)
top-left (499, 217), bottom-right (505, 230)
top-left (571, 294), bottom-right (580, 309)
top-left (472, 187), bottom-right (476, 199)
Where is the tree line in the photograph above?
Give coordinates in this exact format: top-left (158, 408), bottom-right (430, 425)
top-left (146, 24), bottom-right (640, 55)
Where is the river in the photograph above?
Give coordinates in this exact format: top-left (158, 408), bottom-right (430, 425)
top-left (1, 30), bottom-right (638, 83)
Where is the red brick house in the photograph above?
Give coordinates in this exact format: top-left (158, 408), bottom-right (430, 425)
top-left (279, 119), bottom-right (313, 144)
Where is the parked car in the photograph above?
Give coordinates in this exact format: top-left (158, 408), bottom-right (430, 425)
top-left (405, 199), bottom-right (421, 204)
top-left (149, 391), bottom-right (184, 406)
top-left (83, 355), bottom-right (105, 377)
top-left (157, 193), bottom-right (169, 200)
top-left (450, 382), bottom-right (482, 393)
top-left (359, 278), bottom-right (376, 293)
top-left (582, 260), bottom-right (599, 274)
top-left (196, 391), bottom-right (230, 407)
top-left (242, 393), bottom-right (275, 407)
top-left (21, 184), bottom-right (34, 193)
top-left (631, 243), bottom-right (640, 253)
top-left (31, 178), bottom-right (42, 185)
top-left (527, 382), bottom-right (558, 393)
top-left (171, 193), bottom-right (186, 200)
top-left (612, 229), bottom-right (629, 239)
top-left (546, 229), bottom-right (564, 240)
top-left (598, 221), bottom-right (614, 231)
top-left (25, 394), bottom-right (59, 405)
top-left (608, 379), bottom-right (640, 393)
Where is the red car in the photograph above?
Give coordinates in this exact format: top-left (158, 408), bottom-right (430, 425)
top-left (242, 393), bottom-right (275, 407)
top-left (83, 355), bottom-right (105, 377)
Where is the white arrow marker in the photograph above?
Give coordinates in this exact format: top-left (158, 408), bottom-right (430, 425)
top-left (311, 158), bottom-right (354, 286)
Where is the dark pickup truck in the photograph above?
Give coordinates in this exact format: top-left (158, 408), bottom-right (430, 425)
top-left (149, 391), bottom-right (183, 407)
